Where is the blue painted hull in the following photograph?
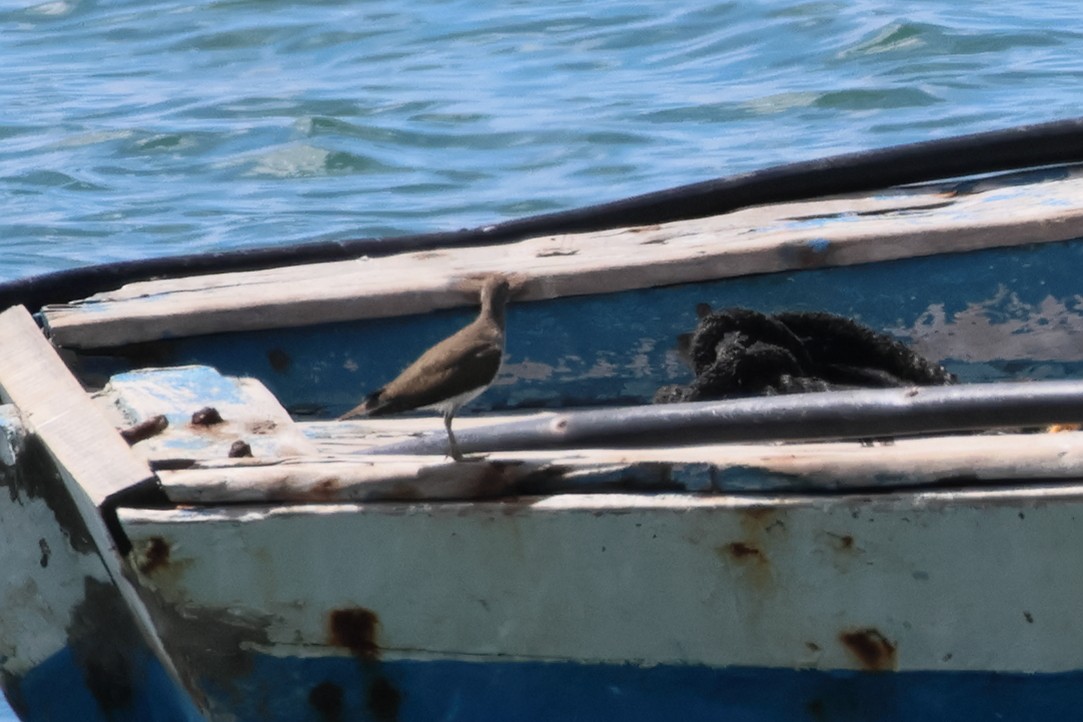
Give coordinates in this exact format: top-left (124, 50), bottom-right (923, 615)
top-left (12, 592), bottom-right (1083, 722)
top-left (193, 654), bottom-right (1081, 722)
top-left (9, 645), bottom-right (201, 722)
top-left (75, 239), bottom-right (1083, 417)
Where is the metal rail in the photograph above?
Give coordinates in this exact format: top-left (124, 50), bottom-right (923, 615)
top-left (363, 380), bottom-right (1083, 455)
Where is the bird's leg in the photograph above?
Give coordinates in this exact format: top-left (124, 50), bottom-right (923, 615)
top-left (444, 412), bottom-right (464, 462)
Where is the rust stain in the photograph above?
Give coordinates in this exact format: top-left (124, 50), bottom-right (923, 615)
top-left (715, 538), bottom-right (772, 592)
top-left (367, 676), bottom-right (402, 721)
top-left (119, 414), bottom-right (169, 445)
top-left (839, 628), bottom-right (897, 671)
top-left (824, 533), bottom-right (856, 552)
top-left (329, 608), bottom-right (381, 661)
top-left (741, 505), bottom-right (776, 523)
top-left (725, 542), bottom-right (765, 561)
top-left (286, 477), bottom-right (344, 502)
top-left (190, 406), bottom-right (224, 426)
top-left (784, 238), bottom-right (833, 268)
top-left (136, 536), bottom-right (170, 575)
top-left (308, 681), bottom-right (344, 722)
top-left (1048, 423), bottom-right (1082, 433)
top-left (314, 477), bottom-right (342, 498)
top-left (247, 420), bottom-right (278, 434)
top-left (228, 440), bottom-right (253, 458)
top-left (267, 348), bottom-right (292, 373)
top-left (717, 505), bottom-right (786, 592)
top-left (383, 482), bottom-right (424, 501)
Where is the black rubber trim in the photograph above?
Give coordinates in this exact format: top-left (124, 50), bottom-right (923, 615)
top-left (5, 116), bottom-right (1083, 312)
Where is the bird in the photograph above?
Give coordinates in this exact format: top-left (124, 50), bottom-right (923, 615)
top-left (339, 275), bottom-right (512, 461)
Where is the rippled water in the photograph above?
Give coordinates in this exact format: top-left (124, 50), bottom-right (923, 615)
top-left (3, 0), bottom-right (1083, 717)
top-left (4, 0), bottom-right (1083, 285)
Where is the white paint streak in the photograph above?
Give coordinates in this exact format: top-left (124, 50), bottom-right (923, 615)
top-left (498, 359), bottom-right (554, 383)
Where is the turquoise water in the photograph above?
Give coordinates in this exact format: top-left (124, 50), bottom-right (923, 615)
top-left (3, 0), bottom-right (1083, 717)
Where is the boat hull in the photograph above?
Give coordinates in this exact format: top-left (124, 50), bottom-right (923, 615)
top-left (108, 484), bottom-right (1083, 722)
top-left (7, 151), bottom-right (1083, 721)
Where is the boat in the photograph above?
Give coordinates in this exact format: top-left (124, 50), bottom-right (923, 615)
top-left (5, 118), bottom-right (1083, 721)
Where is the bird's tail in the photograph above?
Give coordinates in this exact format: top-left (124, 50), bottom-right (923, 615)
top-left (338, 389), bottom-right (384, 420)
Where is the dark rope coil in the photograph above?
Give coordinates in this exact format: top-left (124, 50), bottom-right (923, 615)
top-left (655, 307), bottom-right (956, 404)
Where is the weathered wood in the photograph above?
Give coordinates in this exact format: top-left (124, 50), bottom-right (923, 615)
top-left (0, 305), bottom-right (186, 695)
top-left (41, 168), bottom-right (1083, 348)
top-left (154, 429), bottom-right (1083, 504)
top-left (96, 365), bottom-right (318, 463)
top-left (0, 306), bottom-right (154, 505)
top-left (155, 457), bottom-right (544, 503)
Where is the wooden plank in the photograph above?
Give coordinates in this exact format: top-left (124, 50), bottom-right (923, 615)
top-left (154, 429), bottom-right (1083, 504)
top-left (0, 306), bottom-right (154, 505)
top-left (96, 365), bottom-right (318, 463)
top-left (40, 169), bottom-right (1083, 348)
top-left (0, 306), bottom-right (187, 694)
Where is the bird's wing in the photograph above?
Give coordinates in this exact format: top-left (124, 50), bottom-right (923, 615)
top-left (367, 334), bottom-right (504, 416)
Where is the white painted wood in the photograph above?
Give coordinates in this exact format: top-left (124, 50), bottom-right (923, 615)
top-left (155, 429), bottom-right (1083, 503)
top-left (155, 457), bottom-right (531, 503)
top-left (41, 169), bottom-right (1083, 348)
top-left (117, 482), bottom-right (1083, 673)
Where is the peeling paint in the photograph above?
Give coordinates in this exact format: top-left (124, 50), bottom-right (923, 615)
top-left (131, 582), bottom-right (272, 712)
top-left (68, 577), bottom-right (140, 712)
top-left (896, 287), bottom-right (1083, 364)
top-left (7, 434), bottom-right (96, 555)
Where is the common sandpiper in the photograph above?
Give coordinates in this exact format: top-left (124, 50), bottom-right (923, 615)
top-left (340, 275), bottom-right (512, 461)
